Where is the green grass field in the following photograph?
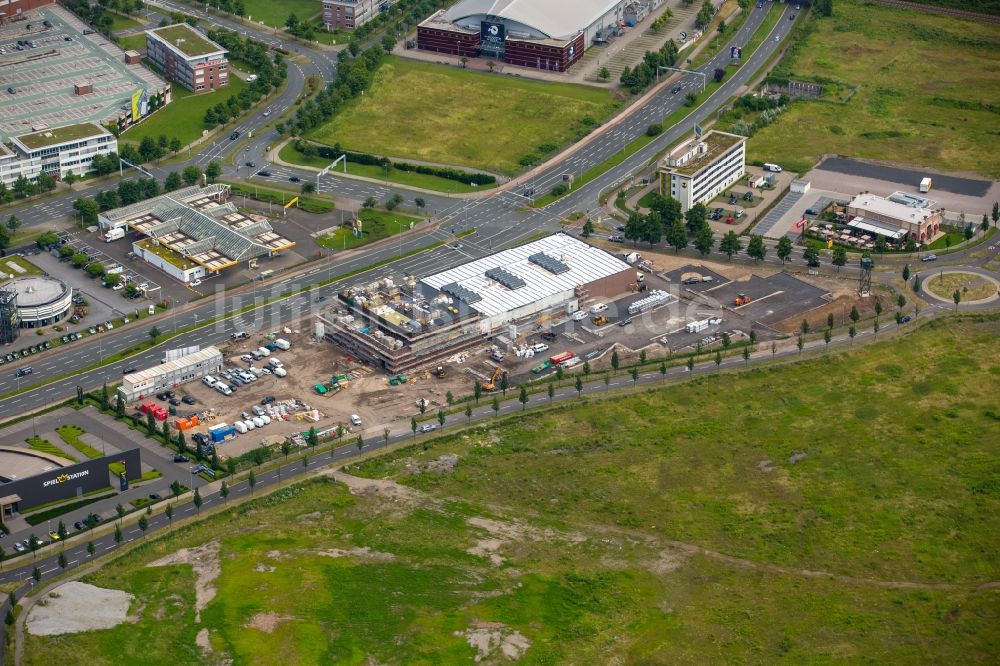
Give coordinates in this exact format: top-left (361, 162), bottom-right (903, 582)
top-left (316, 209), bottom-right (422, 251)
top-left (278, 142), bottom-right (495, 194)
top-left (107, 13), bottom-right (144, 33)
top-left (234, 0), bottom-right (320, 28)
top-left (116, 33), bottom-right (147, 52)
top-left (747, 0), bottom-right (1000, 177)
top-left (307, 57), bottom-right (621, 175)
top-left (122, 77), bottom-right (248, 147)
top-left (21, 316), bottom-right (1000, 664)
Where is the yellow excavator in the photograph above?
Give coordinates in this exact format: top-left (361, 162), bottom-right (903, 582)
top-left (482, 367), bottom-right (503, 392)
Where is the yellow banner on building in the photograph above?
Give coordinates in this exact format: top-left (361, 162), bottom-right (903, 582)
top-left (131, 89), bottom-right (143, 122)
top-left (284, 197), bottom-right (299, 209)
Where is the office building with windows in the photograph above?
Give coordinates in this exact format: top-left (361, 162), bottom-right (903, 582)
top-left (658, 130), bottom-right (747, 212)
top-left (145, 23), bottom-right (228, 93)
top-left (1, 122), bottom-right (117, 187)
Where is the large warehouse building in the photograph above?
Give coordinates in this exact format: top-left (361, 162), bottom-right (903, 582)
top-left (319, 234), bottom-right (633, 372)
top-left (418, 0), bottom-right (654, 72)
top-left (98, 184), bottom-right (295, 284)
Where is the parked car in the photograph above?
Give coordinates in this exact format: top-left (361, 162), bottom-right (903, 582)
top-left (181, 396), bottom-right (196, 405)
top-left (261, 395), bottom-right (276, 405)
top-left (148, 493), bottom-right (162, 500)
top-left (618, 317), bottom-right (633, 327)
top-left (169, 398), bottom-right (181, 406)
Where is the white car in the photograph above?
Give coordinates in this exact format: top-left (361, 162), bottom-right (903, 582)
top-left (350, 414), bottom-right (363, 426)
top-left (112, 282), bottom-right (125, 291)
top-left (419, 424), bottom-right (437, 433)
top-left (190, 279), bottom-right (202, 287)
top-left (571, 310), bottom-right (588, 321)
top-left (241, 354), bottom-right (254, 363)
top-left (530, 343), bottom-right (549, 353)
top-left (590, 303), bottom-right (608, 314)
top-left (708, 317), bottom-right (722, 325)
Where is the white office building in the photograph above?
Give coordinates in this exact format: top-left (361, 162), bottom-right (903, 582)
top-left (118, 346), bottom-right (223, 403)
top-left (0, 122), bottom-right (117, 188)
top-left (658, 130), bottom-right (747, 212)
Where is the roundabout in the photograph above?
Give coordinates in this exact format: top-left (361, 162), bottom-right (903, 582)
top-left (920, 269), bottom-right (999, 307)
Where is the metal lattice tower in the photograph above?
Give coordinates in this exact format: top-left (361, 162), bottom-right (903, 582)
top-left (858, 257), bottom-right (874, 296)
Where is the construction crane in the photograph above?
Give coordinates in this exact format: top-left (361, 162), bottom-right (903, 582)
top-left (482, 367), bottom-right (503, 391)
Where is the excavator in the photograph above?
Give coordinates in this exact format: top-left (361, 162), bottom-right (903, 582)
top-left (482, 367), bottom-right (503, 392)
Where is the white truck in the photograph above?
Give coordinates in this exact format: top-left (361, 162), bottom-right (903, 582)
top-left (105, 227), bottom-right (125, 242)
top-left (274, 338), bottom-right (291, 350)
top-left (763, 163), bottom-right (783, 173)
top-left (919, 177), bottom-right (932, 193)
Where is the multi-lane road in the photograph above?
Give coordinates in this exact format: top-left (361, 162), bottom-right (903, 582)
top-left (0, 3), bottom-right (799, 416)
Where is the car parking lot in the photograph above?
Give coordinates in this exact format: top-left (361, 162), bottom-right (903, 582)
top-left (0, 5), bottom-right (165, 140)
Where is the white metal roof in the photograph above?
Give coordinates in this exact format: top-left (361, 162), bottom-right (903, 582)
top-left (421, 234), bottom-right (631, 318)
top-left (445, 0), bottom-right (620, 40)
top-left (849, 194), bottom-right (935, 225)
top-left (123, 346), bottom-right (221, 386)
top-left (847, 218), bottom-right (907, 240)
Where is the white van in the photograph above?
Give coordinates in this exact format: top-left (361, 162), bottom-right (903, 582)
top-left (763, 163), bottom-right (782, 173)
top-left (590, 303), bottom-right (608, 313)
top-left (257, 346), bottom-right (271, 357)
top-left (252, 416), bottom-right (264, 428)
top-left (233, 421), bottom-right (248, 434)
top-left (243, 419), bottom-right (255, 431)
top-left (202, 375), bottom-right (218, 387)
top-left (268, 357), bottom-right (283, 368)
top-left (214, 383), bottom-right (232, 396)
top-left (350, 414), bottom-right (362, 426)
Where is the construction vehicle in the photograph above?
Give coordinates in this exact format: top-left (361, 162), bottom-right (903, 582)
top-left (389, 374), bottom-right (408, 386)
top-left (734, 293), bottom-right (751, 306)
top-left (482, 367), bottom-right (503, 392)
top-left (434, 365), bottom-right (446, 379)
top-left (592, 315), bottom-right (609, 326)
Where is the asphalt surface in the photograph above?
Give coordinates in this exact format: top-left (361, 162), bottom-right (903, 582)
top-left (816, 156), bottom-right (993, 197)
top-left (0, 3), bottom-right (798, 416)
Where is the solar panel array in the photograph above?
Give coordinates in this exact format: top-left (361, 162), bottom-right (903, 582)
top-left (528, 252), bottom-right (570, 275)
top-left (441, 282), bottom-right (482, 304)
top-left (485, 267), bottom-right (526, 290)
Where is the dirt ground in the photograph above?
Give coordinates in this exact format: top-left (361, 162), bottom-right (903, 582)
top-left (25, 582), bottom-right (134, 636)
top-left (177, 327), bottom-right (490, 457)
top-left (772, 273), bottom-right (892, 334)
top-left (146, 540), bottom-right (221, 623)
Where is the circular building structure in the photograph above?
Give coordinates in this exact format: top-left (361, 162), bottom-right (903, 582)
top-left (2, 276), bottom-right (73, 328)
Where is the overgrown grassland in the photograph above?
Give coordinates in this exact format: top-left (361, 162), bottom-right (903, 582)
top-left (747, 0), bottom-right (1000, 177)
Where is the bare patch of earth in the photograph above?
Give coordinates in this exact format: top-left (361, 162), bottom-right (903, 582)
top-left (26, 582), bottom-right (134, 636)
top-left (146, 540), bottom-right (221, 622)
top-left (461, 622), bottom-right (532, 662)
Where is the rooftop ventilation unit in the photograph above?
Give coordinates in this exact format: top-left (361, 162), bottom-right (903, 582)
top-left (485, 267), bottom-right (525, 290)
top-left (528, 252), bottom-right (570, 275)
top-left (440, 282), bottom-right (482, 304)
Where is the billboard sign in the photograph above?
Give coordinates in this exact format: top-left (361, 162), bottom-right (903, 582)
top-left (480, 20), bottom-right (506, 56)
top-left (131, 89), bottom-right (149, 122)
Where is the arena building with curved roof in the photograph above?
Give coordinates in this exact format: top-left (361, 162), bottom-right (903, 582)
top-left (418, 0), bottom-right (661, 72)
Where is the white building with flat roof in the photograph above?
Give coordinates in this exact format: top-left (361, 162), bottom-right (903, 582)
top-left (658, 130), bottom-right (747, 212)
top-left (0, 122), bottom-right (116, 188)
top-left (846, 193), bottom-right (942, 242)
top-left (420, 233), bottom-right (633, 332)
top-left (118, 346), bottom-right (223, 403)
